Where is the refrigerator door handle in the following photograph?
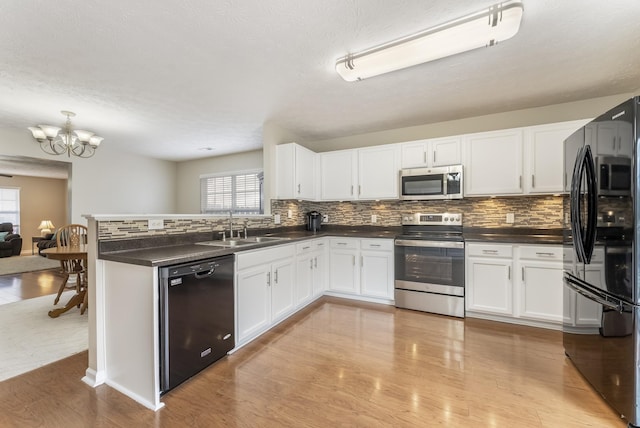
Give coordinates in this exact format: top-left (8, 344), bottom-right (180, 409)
top-left (570, 145), bottom-right (598, 264)
top-left (582, 145), bottom-right (598, 263)
top-left (564, 272), bottom-right (629, 312)
top-left (570, 146), bottom-right (587, 263)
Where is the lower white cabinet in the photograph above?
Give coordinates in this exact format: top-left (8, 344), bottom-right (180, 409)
top-left (466, 242), bottom-right (568, 329)
top-left (236, 245), bottom-right (295, 344)
top-left (564, 247), bottom-right (605, 329)
top-left (328, 238), bottom-right (394, 301)
top-left (296, 239), bottom-right (327, 306)
top-left (466, 243), bottom-right (514, 316)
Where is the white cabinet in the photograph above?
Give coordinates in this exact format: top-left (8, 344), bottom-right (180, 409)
top-left (515, 245), bottom-right (563, 323)
top-left (358, 145), bottom-right (400, 200)
top-left (524, 121), bottom-right (587, 194)
top-left (465, 243), bottom-right (514, 316)
top-left (328, 238), bottom-right (359, 294)
top-left (295, 239), bottom-right (327, 306)
top-left (463, 129), bottom-right (524, 196)
top-left (360, 239), bottom-right (394, 299)
top-left (320, 150), bottom-right (357, 200)
top-left (328, 238), bottom-right (394, 301)
top-left (236, 245), bottom-right (295, 344)
top-left (564, 127), bottom-right (585, 192)
top-left (595, 121), bottom-right (633, 157)
top-left (276, 143), bottom-right (316, 200)
top-left (320, 145), bottom-right (399, 201)
top-left (400, 136), bottom-right (461, 168)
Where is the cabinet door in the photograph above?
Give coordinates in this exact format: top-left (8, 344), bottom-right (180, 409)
top-left (360, 250), bottom-right (393, 299)
top-left (296, 145), bottom-right (316, 200)
top-left (596, 122), bottom-right (617, 156)
top-left (526, 123), bottom-right (578, 194)
top-left (400, 141), bottom-right (429, 168)
top-left (431, 137), bottom-right (461, 167)
top-left (295, 255), bottom-right (313, 307)
top-left (320, 150), bottom-right (357, 200)
top-left (275, 143), bottom-right (295, 199)
top-left (236, 265), bottom-right (271, 342)
top-left (518, 261), bottom-right (563, 322)
top-left (464, 129), bottom-right (523, 196)
top-left (271, 259), bottom-right (295, 322)
top-left (312, 251), bottom-right (326, 297)
top-left (616, 121), bottom-right (634, 158)
top-left (358, 145), bottom-right (399, 200)
top-left (329, 249), bottom-right (359, 294)
top-left (564, 128), bottom-right (584, 192)
top-left (466, 257), bottom-right (513, 315)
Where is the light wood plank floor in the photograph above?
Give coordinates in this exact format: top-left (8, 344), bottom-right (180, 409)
top-left (0, 297), bottom-right (625, 427)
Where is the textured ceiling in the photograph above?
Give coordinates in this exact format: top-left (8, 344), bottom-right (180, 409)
top-left (0, 0), bottom-right (639, 162)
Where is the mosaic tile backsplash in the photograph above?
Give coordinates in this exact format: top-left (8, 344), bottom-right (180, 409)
top-left (98, 195), bottom-right (565, 240)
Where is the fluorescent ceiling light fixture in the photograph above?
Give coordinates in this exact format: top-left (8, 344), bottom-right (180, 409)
top-left (336, 0), bottom-right (524, 81)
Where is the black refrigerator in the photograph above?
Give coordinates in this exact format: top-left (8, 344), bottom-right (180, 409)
top-left (563, 96), bottom-right (638, 427)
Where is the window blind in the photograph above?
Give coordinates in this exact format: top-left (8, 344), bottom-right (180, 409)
top-left (0, 187), bottom-right (20, 233)
top-left (201, 172), bottom-right (262, 214)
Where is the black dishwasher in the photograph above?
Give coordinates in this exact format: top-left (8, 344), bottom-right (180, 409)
top-left (159, 254), bottom-right (234, 394)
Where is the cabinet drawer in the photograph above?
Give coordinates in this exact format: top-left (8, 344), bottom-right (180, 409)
top-left (466, 243), bottom-right (513, 258)
top-left (330, 238), bottom-right (359, 250)
top-left (237, 244), bottom-right (295, 270)
top-left (360, 239), bottom-right (393, 251)
top-left (592, 247), bottom-right (604, 263)
top-left (296, 241), bottom-right (316, 254)
top-left (518, 245), bottom-right (562, 261)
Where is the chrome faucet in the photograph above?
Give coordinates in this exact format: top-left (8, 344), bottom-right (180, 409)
top-left (229, 211), bottom-right (234, 238)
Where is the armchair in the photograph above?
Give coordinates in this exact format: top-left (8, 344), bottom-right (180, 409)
top-left (37, 231), bottom-right (58, 256)
top-left (0, 222), bottom-right (23, 258)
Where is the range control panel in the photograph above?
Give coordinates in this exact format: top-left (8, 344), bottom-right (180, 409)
top-left (401, 212), bottom-right (462, 226)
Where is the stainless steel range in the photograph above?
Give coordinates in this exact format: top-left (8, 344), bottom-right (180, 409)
top-left (394, 212), bottom-right (464, 318)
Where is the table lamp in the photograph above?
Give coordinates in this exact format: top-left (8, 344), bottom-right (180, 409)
top-left (38, 220), bottom-right (55, 236)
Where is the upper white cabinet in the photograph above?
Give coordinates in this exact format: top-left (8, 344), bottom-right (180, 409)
top-left (320, 145), bottom-right (399, 201)
top-left (276, 143), bottom-right (316, 200)
top-left (400, 136), bottom-right (461, 168)
top-left (594, 121), bottom-right (633, 157)
top-left (524, 120), bottom-right (587, 194)
top-left (463, 129), bottom-right (524, 196)
top-left (320, 149), bottom-right (358, 200)
top-left (358, 145), bottom-right (400, 200)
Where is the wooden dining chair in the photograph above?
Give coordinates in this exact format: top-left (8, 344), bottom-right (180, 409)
top-left (53, 224), bottom-right (88, 306)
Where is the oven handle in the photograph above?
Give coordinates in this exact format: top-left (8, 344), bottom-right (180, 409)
top-left (394, 239), bottom-right (464, 249)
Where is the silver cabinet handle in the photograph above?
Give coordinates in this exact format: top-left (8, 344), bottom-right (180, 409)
top-left (535, 252), bottom-right (555, 256)
top-left (314, 257), bottom-right (317, 268)
top-left (613, 138), bottom-right (616, 150)
top-left (433, 150), bottom-right (436, 164)
top-left (482, 249), bottom-right (499, 254)
top-left (310, 259), bottom-right (313, 269)
top-left (360, 255), bottom-right (363, 268)
top-left (352, 255), bottom-right (355, 266)
top-left (337, 242), bottom-right (348, 246)
top-left (317, 243), bottom-right (325, 247)
top-left (508, 266), bottom-right (511, 280)
top-left (302, 246), bottom-right (311, 250)
top-left (274, 269), bottom-right (278, 284)
top-left (358, 185), bottom-right (361, 195)
top-left (297, 184), bottom-right (301, 194)
top-left (522, 267), bottom-right (525, 282)
top-left (423, 151), bottom-right (427, 164)
top-left (519, 175), bottom-right (522, 189)
top-left (351, 185), bottom-right (354, 195)
top-left (267, 271), bottom-right (271, 286)
top-left (532, 175), bottom-right (535, 188)
top-left (370, 244), bottom-right (381, 247)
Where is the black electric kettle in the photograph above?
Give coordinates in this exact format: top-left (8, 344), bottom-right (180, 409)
top-left (306, 211), bottom-right (322, 232)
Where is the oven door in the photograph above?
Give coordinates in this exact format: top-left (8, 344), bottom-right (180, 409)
top-left (394, 239), bottom-right (465, 296)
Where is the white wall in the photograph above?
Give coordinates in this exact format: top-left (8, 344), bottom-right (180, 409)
top-left (175, 150), bottom-right (263, 214)
top-left (303, 92), bottom-right (637, 152)
top-left (0, 127), bottom-right (177, 223)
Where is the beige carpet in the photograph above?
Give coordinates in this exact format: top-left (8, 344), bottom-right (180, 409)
top-left (0, 291), bottom-right (88, 381)
top-left (0, 255), bottom-right (60, 276)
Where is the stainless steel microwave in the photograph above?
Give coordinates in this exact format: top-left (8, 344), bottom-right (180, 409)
top-left (399, 165), bottom-right (463, 200)
top-left (597, 156), bottom-right (631, 197)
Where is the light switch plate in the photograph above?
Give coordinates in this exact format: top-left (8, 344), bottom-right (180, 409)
top-left (274, 214), bottom-right (281, 224)
top-left (287, 210), bottom-right (292, 219)
top-left (148, 219), bottom-right (164, 230)
top-left (506, 213), bottom-right (515, 224)
top-left (371, 214), bottom-right (377, 223)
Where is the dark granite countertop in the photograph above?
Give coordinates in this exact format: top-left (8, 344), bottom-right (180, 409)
top-left (98, 226), bottom-right (402, 267)
top-left (462, 227), bottom-right (564, 245)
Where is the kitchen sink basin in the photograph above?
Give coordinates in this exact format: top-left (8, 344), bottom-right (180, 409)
top-left (196, 236), bottom-right (290, 248)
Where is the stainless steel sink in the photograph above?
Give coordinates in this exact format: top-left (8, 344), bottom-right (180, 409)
top-left (196, 236), bottom-right (289, 248)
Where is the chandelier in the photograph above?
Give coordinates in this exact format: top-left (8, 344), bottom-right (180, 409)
top-left (28, 111), bottom-right (103, 158)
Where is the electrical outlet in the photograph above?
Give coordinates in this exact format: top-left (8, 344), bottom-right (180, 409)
top-left (287, 209), bottom-right (292, 219)
top-left (506, 213), bottom-right (515, 224)
top-left (371, 214), bottom-right (377, 223)
top-left (322, 214), bottom-right (329, 222)
top-left (148, 219), bottom-right (164, 230)
top-left (274, 214), bottom-right (281, 224)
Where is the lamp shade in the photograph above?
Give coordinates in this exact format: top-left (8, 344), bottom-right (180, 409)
top-left (38, 220), bottom-right (55, 236)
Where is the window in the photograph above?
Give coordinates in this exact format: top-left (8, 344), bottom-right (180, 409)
top-left (201, 171), bottom-right (263, 215)
top-left (0, 187), bottom-right (20, 234)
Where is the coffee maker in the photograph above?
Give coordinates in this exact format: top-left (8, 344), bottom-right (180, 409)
top-left (306, 211), bottom-right (322, 232)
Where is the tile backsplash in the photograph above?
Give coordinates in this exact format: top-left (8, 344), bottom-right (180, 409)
top-left (273, 195), bottom-right (564, 229)
top-left (98, 195), bottom-right (565, 240)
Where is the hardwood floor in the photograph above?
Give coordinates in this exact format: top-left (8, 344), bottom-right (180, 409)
top-left (0, 297), bottom-right (625, 427)
top-left (0, 268), bottom-right (65, 305)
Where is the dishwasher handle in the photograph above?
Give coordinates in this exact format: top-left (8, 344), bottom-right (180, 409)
top-left (194, 267), bottom-right (216, 278)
